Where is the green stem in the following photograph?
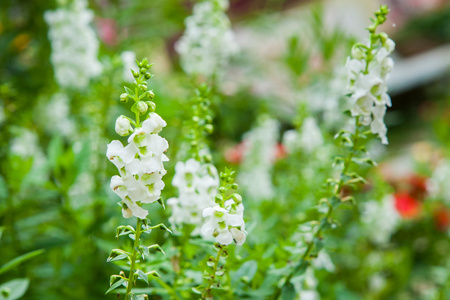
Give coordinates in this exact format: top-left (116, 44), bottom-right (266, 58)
top-left (272, 121), bottom-right (361, 300)
top-left (202, 246), bottom-right (225, 299)
top-left (125, 218), bottom-right (142, 300)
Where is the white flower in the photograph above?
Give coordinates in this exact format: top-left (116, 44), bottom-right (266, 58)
top-left (362, 195), bottom-right (399, 245)
top-left (107, 113), bottom-right (169, 219)
top-left (238, 117), bottom-right (279, 200)
top-left (175, 0), bottom-right (238, 78)
top-left (427, 160), bottom-right (450, 205)
top-left (168, 159), bottom-right (220, 235)
top-left (115, 115), bottom-right (133, 136)
top-left (346, 36), bottom-right (395, 144)
top-left (299, 117), bottom-right (323, 153)
top-left (36, 93), bottom-right (75, 138)
top-left (44, 0), bottom-right (102, 89)
top-left (201, 204), bottom-right (246, 245)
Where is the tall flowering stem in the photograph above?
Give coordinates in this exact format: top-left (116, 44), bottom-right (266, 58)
top-left (200, 168), bottom-right (246, 299)
top-left (272, 6), bottom-right (394, 299)
top-left (105, 58), bottom-right (171, 299)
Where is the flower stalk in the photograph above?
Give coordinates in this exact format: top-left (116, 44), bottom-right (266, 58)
top-left (272, 5), bottom-right (394, 299)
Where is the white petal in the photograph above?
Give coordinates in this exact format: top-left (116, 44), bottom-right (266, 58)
top-left (202, 207), bottom-right (215, 217)
top-left (216, 230), bottom-right (233, 245)
top-left (141, 118), bottom-right (158, 134)
top-left (230, 228), bottom-right (246, 245)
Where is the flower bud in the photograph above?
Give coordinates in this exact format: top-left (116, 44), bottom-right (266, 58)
top-left (231, 193), bottom-right (242, 204)
top-left (132, 70), bottom-right (139, 78)
top-left (146, 101), bottom-right (156, 112)
top-left (351, 45), bottom-right (364, 60)
top-left (147, 90), bottom-right (155, 99)
top-left (144, 73), bottom-right (151, 79)
top-left (140, 83), bottom-right (147, 92)
top-left (115, 115), bottom-right (134, 136)
top-left (137, 101), bottom-right (148, 115)
top-left (120, 93), bottom-right (128, 103)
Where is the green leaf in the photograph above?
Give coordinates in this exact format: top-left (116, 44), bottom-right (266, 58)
top-left (281, 282), bottom-right (296, 300)
top-left (232, 260), bottom-right (258, 284)
top-left (0, 278), bottom-right (29, 300)
top-left (0, 249), bottom-right (45, 276)
top-left (124, 86), bottom-right (135, 97)
top-left (148, 223), bottom-right (172, 234)
top-left (105, 278), bottom-right (126, 294)
top-left (107, 249), bottom-right (130, 263)
top-left (136, 269), bottom-right (149, 285)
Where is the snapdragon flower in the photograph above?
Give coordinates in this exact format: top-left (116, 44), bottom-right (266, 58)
top-left (167, 158), bottom-right (219, 235)
top-left (44, 0), bottom-right (102, 89)
top-left (108, 114), bottom-right (169, 219)
top-left (346, 32), bottom-right (395, 144)
top-left (175, 0), bottom-right (238, 78)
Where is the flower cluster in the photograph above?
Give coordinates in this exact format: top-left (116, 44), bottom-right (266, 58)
top-left (107, 60), bottom-right (168, 219)
top-left (282, 117), bottom-right (323, 154)
top-left (44, 0), bottom-right (102, 89)
top-left (201, 169), bottom-right (246, 245)
top-left (238, 116), bottom-right (279, 200)
top-left (345, 7), bottom-right (394, 144)
top-left (167, 159), bottom-right (219, 235)
top-left (175, 0), bottom-right (238, 78)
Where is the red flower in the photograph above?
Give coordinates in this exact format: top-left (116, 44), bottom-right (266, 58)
top-left (394, 192), bottom-right (421, 219)
top-left (434, 207), bottom-right (450, 231)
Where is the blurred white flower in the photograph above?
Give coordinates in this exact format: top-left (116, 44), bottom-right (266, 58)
top-left (361, 195), bottom-right (399, 245)
top-left (175, 0), bottom-right (238, 78)
top-left (238, 117), bottom-right (279, 200)
top-left (427, 160), bottom-right (450, 205)
top-left (44, 0), bottom-right (102, 89)
top-left (121, 51), bottom-right (137, 83)
top-left (168, 159), bottom-right (219, 235)
top-left (36, 93), bottom-right (76, 138)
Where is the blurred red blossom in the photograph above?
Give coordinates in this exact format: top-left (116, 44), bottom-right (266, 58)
top-left (225, 142), bottom-right (286, 164)
top-left (96, 17), bottom-right (118, 46)
top-left (394, 192), bottom-right (422, 219)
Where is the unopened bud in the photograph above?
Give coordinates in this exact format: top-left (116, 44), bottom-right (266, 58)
top-left (146, 101), bottom-right (156, 112)
top-left (231, 193), bottom-right (242, 204)
top-left (115, 115), bottom-right (134, 136)
top-left (144, 73), bottom-right (151, 79)
top-left (351, 45), bottom-right (365, 60)
top-left (147, 90), bottom-right (155, 99)
top-left (137, 101), bottom-right (148, 115)
top-left (120, 93), bottom-right (128, 103)
top-left (140, 83), bottom-right (147, 92)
